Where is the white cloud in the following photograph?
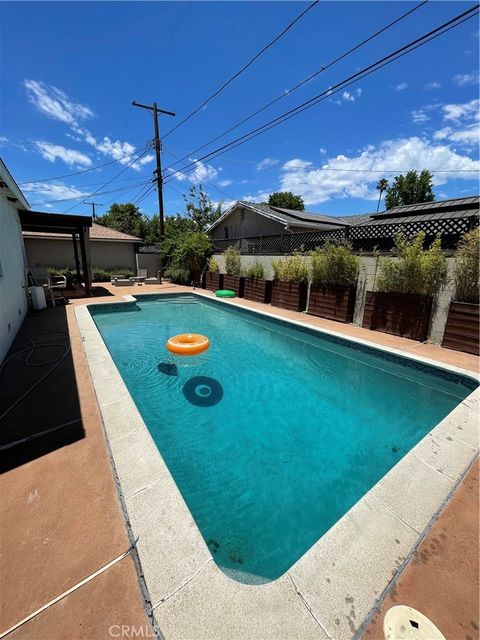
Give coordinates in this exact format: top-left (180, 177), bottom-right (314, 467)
top-left (333, 88), bottom-right (362, 105)
top-left (411, 109), bottom-right (430, 124)
top-left (425, 81), bottom-right (441, 90)
top-left (434, 126), bottom-right (479, 146)
top-left (24, 80), bottom-right (93, 125)
top-left (433, 98), bottom-right (480, 148)
top-left (452, 72), bottom-right (479, 87)
top-left (22, 181), bottom-right (91, 202)
top-left (442, 98), bottom-right (479, 122)
top-left (0, 136), bottom-right (7, 145)
top-left (24, 80), bottom-right (152, 171)
top-left (34, 141), bottom-right (92, 167)
top-left (282, 158), bottom-right (312, 170)
top-left (278, 137), bottom-right (479, 205)
top-left (217, 179), bottom-right (232, 187)
top-left (257, 157), bottom-right (279, 170)
top-left (394, 82), bottom-right (408, 91)
top-left (168, 160), bottom-right (218, 184)
top-left (319, 147), bottom-right (327, 155)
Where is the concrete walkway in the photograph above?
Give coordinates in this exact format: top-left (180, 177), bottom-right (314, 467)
top-left (0, 282), bottom-right (478, 639)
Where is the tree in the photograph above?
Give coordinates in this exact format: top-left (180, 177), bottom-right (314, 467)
top-left (267, 191), bottom-right (305, 211)
top-left (96, 203), bottom-right (146, 238)
top-left (384, 170), bottom-right (435, 210)
top-left (183, 185), bottom-right (222, 231)
top-left (376, 178), bottom-right (389, 212)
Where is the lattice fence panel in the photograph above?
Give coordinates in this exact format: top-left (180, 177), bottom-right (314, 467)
top-left (213, 215), bottom-right (479, 255)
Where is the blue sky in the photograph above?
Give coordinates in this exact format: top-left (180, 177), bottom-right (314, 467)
top-left (1, 1), bottom-right (479, 218)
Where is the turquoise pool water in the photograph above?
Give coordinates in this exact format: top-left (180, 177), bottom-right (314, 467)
top-left (91, 294), bottom-right (476, 583)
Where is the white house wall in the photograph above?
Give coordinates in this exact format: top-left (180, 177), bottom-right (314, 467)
top-left (0, 198), bottom-right (28, 363)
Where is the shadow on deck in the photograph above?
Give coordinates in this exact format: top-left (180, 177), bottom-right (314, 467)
top-left (0, 306), bottom-right (85, 473)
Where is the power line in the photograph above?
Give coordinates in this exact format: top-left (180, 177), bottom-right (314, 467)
top-left (165, 0), bottom-right (429, 172)
top-left (63, 149), bottom-right (150, 213)
top-left (28, 178), bottom-right (152, 206)
top-left (163, 145), bottom-right (235, 201)
top-left (164, 5), bottom-right (479, 183)
top-left (18, 145), bottom-right (149, 185)
top-left (163, 0), bottom-right (319, 139)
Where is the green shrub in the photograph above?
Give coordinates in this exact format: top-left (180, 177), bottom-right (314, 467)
top-left (208, 257), bottom-right (219, 273)
top-left (164, 266), bottom-right (191, 285)
top-left (453, 229), bottom-right (479, 303)
top-left (310, 241), bottom-right (359, 286)
top-left (245, 262), bottom-right (265, 278)
top-left (376, 232), bottom-right (447, 297)
top-left (224, 247), bottom-right (241, 276)
top-left (173, 231), bottom-right (213, 273)
top-left (272, 252), bottom-right (309, 282)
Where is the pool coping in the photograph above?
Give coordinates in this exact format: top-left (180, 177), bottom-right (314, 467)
top-left (74, 292), bottom-right (479, 640)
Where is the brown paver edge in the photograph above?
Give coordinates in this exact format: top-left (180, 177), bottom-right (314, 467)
top-left (355, 454), bottom-right (479, 638)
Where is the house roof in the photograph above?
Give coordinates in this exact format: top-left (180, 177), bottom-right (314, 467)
top-left (208, 201), bottom-right (353, 234)
top-left (22, 221), bottom-right (141, 242)
top-left (371, 196), bottom-right (480, 220)
top-left (208, 197), bottom-right (479, 236)
top-left (0, 158), bottom-right (31, 210)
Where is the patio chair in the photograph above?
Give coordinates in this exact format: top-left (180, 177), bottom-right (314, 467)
top-left (29, 266), bottom-right (67, 307)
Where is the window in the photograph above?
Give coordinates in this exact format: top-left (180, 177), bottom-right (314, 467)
top-left (224, 226), bottom-right (229, 239)
top-left (240, 209), bottom-right (245, 221)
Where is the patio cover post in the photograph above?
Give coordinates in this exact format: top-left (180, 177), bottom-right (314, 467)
top-left (72, 233), bottom-right (81, 284)
top-left (78, 225), bottom-right (93, 296)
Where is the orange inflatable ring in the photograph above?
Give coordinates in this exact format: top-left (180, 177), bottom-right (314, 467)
top-left (166, 333), bottom-right (210, 356)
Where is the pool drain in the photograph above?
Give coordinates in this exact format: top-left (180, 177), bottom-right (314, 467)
top-left (383, 605), bottom-right (446, 640)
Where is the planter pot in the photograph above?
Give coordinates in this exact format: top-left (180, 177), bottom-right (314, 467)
top-left (243, 277), bottom-right (272, 304)
top-left (205, 272), bottom-right (223, 291)
top-left (308, 284), bottom-right (356, 323)
top-left (442, 301), bottom-right (480, 356)
top-left (223, 275), bottom-right (245, 297)
top-left (362, 291), bottom-right (432, 341)
top-left (271, 280), bottom-right (307, 312)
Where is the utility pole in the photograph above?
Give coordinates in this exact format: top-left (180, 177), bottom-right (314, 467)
top-left (132, 101), bottom-right (175, 283)
top-left (85, 202), bottom-right (102, 220)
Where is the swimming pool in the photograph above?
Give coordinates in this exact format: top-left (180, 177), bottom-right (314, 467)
top-left (90, 293), bottom-right (477, 583)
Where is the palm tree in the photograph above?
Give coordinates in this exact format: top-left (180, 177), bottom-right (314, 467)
top-left (376, 178), bottom-right (389, 212)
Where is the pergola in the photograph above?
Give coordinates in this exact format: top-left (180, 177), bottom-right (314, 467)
top-left (18, 210), bottom-right (93, 295)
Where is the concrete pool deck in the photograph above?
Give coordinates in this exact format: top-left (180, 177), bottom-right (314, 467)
top-left (1, 282), bottom-right (478, 639)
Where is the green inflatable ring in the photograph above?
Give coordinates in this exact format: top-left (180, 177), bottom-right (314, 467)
top-left (215, 289), bottom-right (236, 298)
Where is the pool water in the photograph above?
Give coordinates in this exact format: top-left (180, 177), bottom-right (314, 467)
top-left (91, 294), bottom-right (476, 583)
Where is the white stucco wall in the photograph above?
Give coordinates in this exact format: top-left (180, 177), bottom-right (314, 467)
top-left (24, 238), bottom-right (138, 271)
top-left (212, 253), bottom-right (457, 344)
top-left (0, 197), bottom-right (28, 363)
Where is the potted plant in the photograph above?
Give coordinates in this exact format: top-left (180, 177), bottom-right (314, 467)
top-left (271, 253), bottom-right (308, 311)
top-left (205, 258), bottom-right (223, 291)
top-left (442, 229), bottom-right (479, 355)
top-left (243, 262), bottom-right (272, 303)
top-left (222, 247), bottom-right (244, 296)
top-left (308, 242), bottom-right (359, 322)
top-left (362, 232), bottom-right (447, 341)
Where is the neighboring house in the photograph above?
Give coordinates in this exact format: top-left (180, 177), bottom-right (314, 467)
top-left (209, 197), bottom-right (479, 252)
top-left (23, 223), bottom-right (142, 272)
top-left (208, 201), bottom-right (360, 239)
top-left (0, 159), bottom-right (30, 362)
